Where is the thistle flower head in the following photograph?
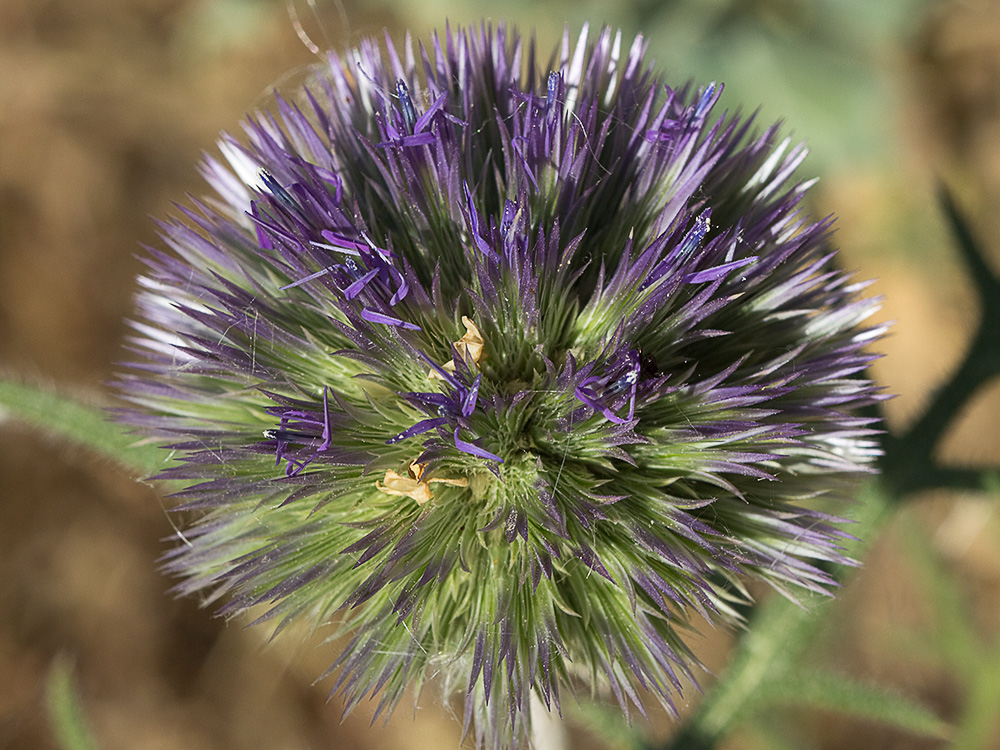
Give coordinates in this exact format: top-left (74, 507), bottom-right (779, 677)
top-left (120, 23), bottom-right (885, 749)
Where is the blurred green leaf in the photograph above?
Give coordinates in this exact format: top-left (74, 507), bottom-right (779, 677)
top-left (897, 513), bottom-right (981, 679)
top-left (896, 508), bottom-right (1000, 750)
top-left (0, 378), bottom-right (170, 476)
top-left (567, 699), bottom-right (649, 750)
top-left (773, 669), bottom-right (951, 740)
top-left (46, 656), bottom-right (99, 750)
top-left (173, 0), bottom-right (276, 61)
top-left (954, 640), bottom-right (1000, 750)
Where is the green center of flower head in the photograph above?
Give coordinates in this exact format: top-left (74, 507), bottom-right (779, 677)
top-left (124, 23), bottom-right (886, 750)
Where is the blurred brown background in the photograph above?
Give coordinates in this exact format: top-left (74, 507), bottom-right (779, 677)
top-left (3, 0), bottom-right (1000, 748)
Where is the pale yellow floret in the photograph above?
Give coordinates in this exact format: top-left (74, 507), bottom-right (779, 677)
top-left (429, 316), bottom-right (486, 380)
top-left (376, 459), bottom-right (469, 505)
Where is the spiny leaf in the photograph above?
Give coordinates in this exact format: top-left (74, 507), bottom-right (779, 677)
top-left (0, 377), bottom-right (171, 476)
top-left (896, 513), bottom-right (981, 678)
top-left (772, 669), bottom-right (951, 740)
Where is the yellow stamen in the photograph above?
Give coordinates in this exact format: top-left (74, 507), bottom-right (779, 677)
top-left (376, 459), bottom-right (469, 505)
top-left (429, 316), bottom-right (486, 379)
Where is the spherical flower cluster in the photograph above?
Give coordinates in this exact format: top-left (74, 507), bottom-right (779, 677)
top-left (119, 23), bottom-right (884, 749)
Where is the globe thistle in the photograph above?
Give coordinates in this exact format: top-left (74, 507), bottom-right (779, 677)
top-left (118, 22), bottom-right (885, 749)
